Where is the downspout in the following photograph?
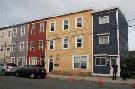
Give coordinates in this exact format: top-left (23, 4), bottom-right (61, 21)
top-left (116, 9), bottom-right (120, 77)
top-left (91, 12), bottom-right (94, 75)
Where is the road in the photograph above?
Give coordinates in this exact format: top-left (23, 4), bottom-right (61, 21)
top-left (0, 75), bottom-right (133, 89)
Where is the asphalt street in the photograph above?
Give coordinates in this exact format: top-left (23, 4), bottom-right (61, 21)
top-left (0, 75), bottom-right (133, 89)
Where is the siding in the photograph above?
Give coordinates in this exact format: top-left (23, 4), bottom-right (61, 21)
top-left (93, 9), bottom-right (118, 55)
top-left (93, 9), bottom-right (118, 74)
top-left (11, 24), bottom-right (28, 65)
top-left (46, 10), bottom-right (93, 74)
top-left (118, 10), bottom-right (128, 61)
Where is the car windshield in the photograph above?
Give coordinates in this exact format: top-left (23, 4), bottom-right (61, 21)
top-left (6, 63), bottom-right (17, 67)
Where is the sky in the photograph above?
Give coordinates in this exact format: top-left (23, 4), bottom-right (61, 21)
top-left (0, 0), bottom-right (135, 51)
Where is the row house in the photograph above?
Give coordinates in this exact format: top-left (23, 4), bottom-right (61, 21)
top-left (0, 7), bottom-right (128, 76)
top-left (10, 24), bottom-right (28, 66)
top-left (0, 27), bottom-right (12, 62)
top-left (46, 9), bottom-right (93, 76)
top-left (27, 19), bottom-right (47, 65)
top-left (92, 8), bottom-right (128, 76)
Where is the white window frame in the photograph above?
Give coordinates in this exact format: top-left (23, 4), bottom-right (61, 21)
top-left (29, 57), bottom-right (37, 65)
top-left (21, 26), bottom-right (25, 36)
top-left (75, 36), bottom-right (83, 48)
top-left (20, 42), bottom-right (24, 51)
top-left (39, 40), bottom-right (44, 50)
top-left (49, 22), bottom-right (55, 32)
top-left (17, 57), bottom-right (25, 66)
top-left (6, 45), bottom-right (10, 52)
top-left (1, 31), bottom-right (5, 38)
top-left (40, 22), bottom-right (44, 32)
top-left (7, 30), bottom-right (11, 37)
top-left (12, 42), bottom-right (16, 52)
top-left (49, 40), bottom-right (55, 50)
top-left (13, 28), bottom-right (17, 37)
top-left (62, 19), bottom-right (69, 30)
top-left (99, 16), bottom-right (109, 24)
top-left (72, 55), bottom-right (88, 69)
top-left (31, 23), bottom-right (36, 34)
top-left (62, 37), bottom-right (69, 49)
top-left (0, 45), bottom-right (3, 51)
top-left (99, 35), bottom-right (109, 44)
top-left (75, 16), bottom-right (83, 28)
top-left (95, 57), bottom-right (106, 66)
top-left (11, 57), bottom-right (15, 64)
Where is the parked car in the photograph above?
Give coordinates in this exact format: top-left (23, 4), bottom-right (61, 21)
top-left (0, 62), bottom-right (17, 76)
top-left (15, 65), bottom-right (46, 79)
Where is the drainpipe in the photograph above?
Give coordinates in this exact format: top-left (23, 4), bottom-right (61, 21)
top-left (116, 9), bottom-right (120, 77)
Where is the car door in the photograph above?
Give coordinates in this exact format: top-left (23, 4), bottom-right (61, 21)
top-left (21, 66), bottom-right (27, 77)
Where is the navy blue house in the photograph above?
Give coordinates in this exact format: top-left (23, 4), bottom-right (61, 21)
top-left (92, 8), bottom-right (128, 76)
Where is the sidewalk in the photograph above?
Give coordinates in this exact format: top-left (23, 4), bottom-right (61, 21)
top-left (47, 74), bottom-right (135, 84)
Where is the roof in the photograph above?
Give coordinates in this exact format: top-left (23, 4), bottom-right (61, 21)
top-left (45, 8), bottom-right (93, 19)
top-left (92, 6), bottom-right (119, 13)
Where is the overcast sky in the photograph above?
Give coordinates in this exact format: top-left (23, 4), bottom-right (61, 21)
top-left (0, 0), bottom-right (135, 51)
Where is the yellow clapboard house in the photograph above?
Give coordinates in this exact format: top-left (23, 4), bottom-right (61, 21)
top-left (46, 9), bottom-right (93, 76)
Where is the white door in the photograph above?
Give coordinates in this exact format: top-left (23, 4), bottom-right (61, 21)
top-left (110, 58), bottom-right (117, 76)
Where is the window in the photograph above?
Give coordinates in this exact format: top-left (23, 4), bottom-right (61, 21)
top-left (1, 31), bottom-right (4, 38)
top-left (73, 55), bottom-right (87, 69)
top-left (21, 26), bottom-right (25, 36)
top-left (50, 22), bottom-right (55, 32)
top-left (76, 17), bottom-right (83, 28)
top-left (13, 28), bottom-right (17, 37)
top-left (49, 40), bottom-right (55, 49)
top-left (0, 45), bottom-right (3, 51)
top-left (12, 43), bottom-right (16, 52)
top-left (6, 45), bottom-right (10, 51)
top-left (99, 36), bottom-right (109, 44)
top-left (31, 23), bottom-right (36, 34)
top-left (18, 57), bottom-right (25, 66)
top-left (39, 40), bottom-right (43, 50)
top-left (99, 16), bottom-right (109, 24)
top-left (8, 31), bottom-right (11, 37)
top-left (40, 22), bottom-right (44, 32)
top-left (20, 42), bottom-right (24, 51)
top-left (62, 37), bottom-right (69, 49)
top-left (11, 57), bottom-right (15, 63)
top-left (30, 41), bottom-right (35, 51)
top-left (63, 20), bottom-right (68, 30)
top-left (95, 57), bottom-right (106, 66)
top-left (29, 57), bottom-right (37, 65)
top-left (75, 36), bottom-right (83, 48)
top-left (0, 63), bottom-right (4, 66)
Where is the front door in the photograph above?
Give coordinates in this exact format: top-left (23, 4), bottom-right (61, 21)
top-left (110, 58), bottom-right (117, 76)
top-left (49, 59), bottom-right (53, 72)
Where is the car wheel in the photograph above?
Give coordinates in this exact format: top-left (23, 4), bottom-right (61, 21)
top-left (30, 73), bottom-right (35, 79)
top-left (2, 70), bottom-right (6, 76)
top-left (15, 72), bottom-right (19, 77)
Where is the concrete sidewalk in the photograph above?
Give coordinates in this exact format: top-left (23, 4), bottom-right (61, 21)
top-left (47, 74), bottom-right (135, 84)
